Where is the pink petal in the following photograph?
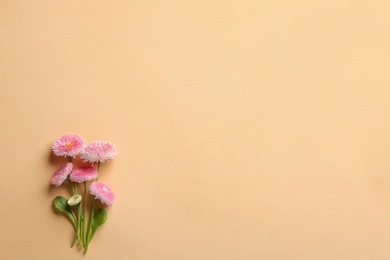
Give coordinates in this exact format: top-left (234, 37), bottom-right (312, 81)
top-left (51, 162), bottom-right (73, 186)
top-left (52, 134), bottom-right (84, 158)
top-left (89, 182), bottom-right (115, 206)
top-left (70, 166), bottom-right (98, 183)
top-left (81, 141), bottom-right (117, 163)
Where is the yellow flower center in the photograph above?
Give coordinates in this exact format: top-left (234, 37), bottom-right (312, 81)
top-left (65, 142), bottom-right (73, 147)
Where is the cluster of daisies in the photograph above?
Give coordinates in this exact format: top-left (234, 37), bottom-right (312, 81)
top-left (50, 134), bottom-right (117, 254)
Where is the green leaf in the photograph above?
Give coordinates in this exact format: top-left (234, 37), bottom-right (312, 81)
top-left (93, 208), bottom-right (107, 227)
top-left (52, 196), bottom-right (77, 229)
top-left (53, 196), bottom-right (70, 213)
top-left (89, 208), bottom-right (107, 241)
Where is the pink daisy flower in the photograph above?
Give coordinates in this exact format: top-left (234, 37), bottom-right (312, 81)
top-left (70, 166), bottom-right (98, 183)
top-left (89, 182), bottom-right (115, 206)
top-left (51, 162), bottom-right (73, 186)
top-left (52, 134), bottom-right (85, 158)
top-left (80, 141), bottom-right (117, 163)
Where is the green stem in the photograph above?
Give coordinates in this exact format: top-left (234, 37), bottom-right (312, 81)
top-left (81, 215), bottom-right (85, 247)
top-left (84, 161), bottom-right (101, 254)
top-left (77, 206), bottom-right (82, 250)
top-left (67, 212), bottom-right (77, 230)
top-left (84, 199), bottom-right (97, 254)
top-left (70, 211), bottom-right (78, 248)
top-left (83, 181), bottom-right (87, 246)
top-left (70, 206), bottom-right (82, 249)
top-left (67, 179), bottom-right (76, 195)
top-left (71, 233), bottom-right (77, 247)
top-left (96, 161), bottom-right (101, 181)
top-left (67, 156), bottom-right (83, 248)
top-left (68, 204), bottom-right (79, 248)
top-left (67, 158), bottom-right (81, 248)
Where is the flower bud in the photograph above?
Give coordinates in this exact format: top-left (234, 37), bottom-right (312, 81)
top-left (67, 194), bottom-right (82, 206)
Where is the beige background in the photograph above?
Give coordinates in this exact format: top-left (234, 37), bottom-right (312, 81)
top-left (1, 0), bottom-right (390, 259)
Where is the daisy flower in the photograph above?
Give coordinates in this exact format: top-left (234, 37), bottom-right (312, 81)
top-left (70, 166), bottom-right (98, 183)
top-left (89, 182), bottom-right (115, 206)
top-left (51, 162), bottom-right (73, 186)
top-left (81, 141), bottom-right (117, 164)
top-left (52, 134), bottom-right (85, 158)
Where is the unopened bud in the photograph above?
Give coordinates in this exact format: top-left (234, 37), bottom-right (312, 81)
top-left (68, 195), bottom-right (82, 206)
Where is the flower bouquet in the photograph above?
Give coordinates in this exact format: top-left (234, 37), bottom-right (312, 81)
top-left (50, 134), bottom-right (117, 254)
